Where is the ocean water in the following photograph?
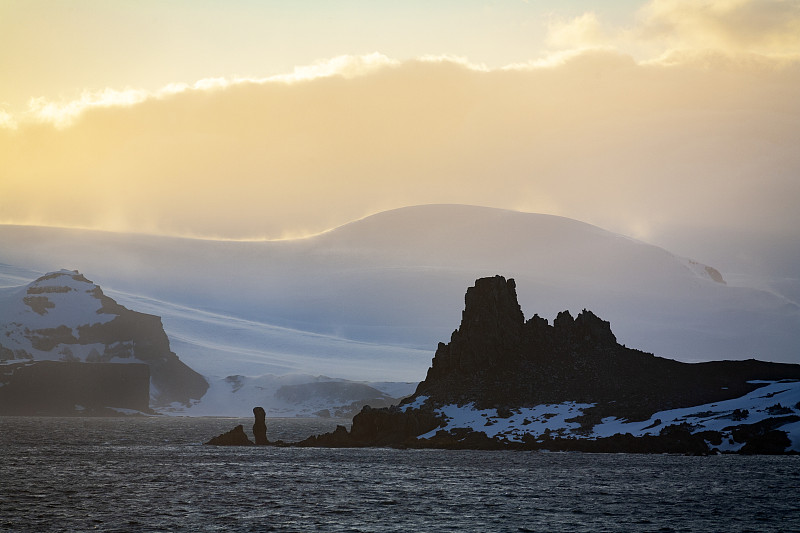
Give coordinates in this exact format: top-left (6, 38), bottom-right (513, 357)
top-left (1, 417), bottom-right (799, 532)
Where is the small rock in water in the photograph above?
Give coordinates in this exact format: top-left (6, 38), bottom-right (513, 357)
top-left (205, 425), bottom-right (254, 446)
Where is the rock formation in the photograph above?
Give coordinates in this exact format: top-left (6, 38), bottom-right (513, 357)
top-left (253, 406), bottom-right (268, 445)
top-left (205, 425), bottom-right (254, 446)
top-left (206, 407), bottom-right (270, 446)
top-left (293, 276), bottom-right (800, 453)
top-left (415, 276), bottom-right (800, 421)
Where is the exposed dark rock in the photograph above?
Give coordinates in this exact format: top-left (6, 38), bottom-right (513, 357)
top-left (294, 405), bottom-right (442, 448)
top-left (253, 406), bottom-right (269, 445)
top-left (731, 416), bottom-right (799, 454)
top-left (739, 431), bottom-right (792, 455)
top-left (23, 296), bottom-right (55, 315)
top-left (296, 425), bottom-right (359, 448)
top-left (205, 425), bottom-right (254, 446)
top-left (705, 265), bottom-right (726, 284)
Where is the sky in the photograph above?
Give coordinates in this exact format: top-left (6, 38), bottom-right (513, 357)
top-left (2, 0), bottom-right (799, 277)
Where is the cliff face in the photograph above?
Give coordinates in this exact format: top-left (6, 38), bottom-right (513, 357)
top-left (299, 276), bottom-right (800, 453)
top-left (0, 270), bottom-right (208, 409)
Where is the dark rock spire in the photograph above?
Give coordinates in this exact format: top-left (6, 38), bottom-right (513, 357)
top-left (253, 406), bottom-right (268, 445)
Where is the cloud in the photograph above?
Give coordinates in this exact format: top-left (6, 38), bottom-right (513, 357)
top-left (639, 0), bottom-right (800, 55)
top-left (0, 109), bottom-right (16, 130)
top-left (538, 0), bottom-right (800, 63)
top-left (545, 12), bottom-right (610, 50)
top-left (7, 53), bottom-right (399, 130)
top-left (1, 51), bottom-right (799, 262)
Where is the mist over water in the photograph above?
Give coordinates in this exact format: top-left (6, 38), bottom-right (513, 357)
top-left (2, 417), bottom-right (798, 532)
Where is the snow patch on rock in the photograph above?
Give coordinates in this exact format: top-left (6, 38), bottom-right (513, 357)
top-left (414, 381), bottom-right (800, 452)
top-left (418, 402), bottom-right (594, 442)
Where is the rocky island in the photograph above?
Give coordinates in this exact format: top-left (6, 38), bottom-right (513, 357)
top-left (209, 276), bottom-right (800, 454)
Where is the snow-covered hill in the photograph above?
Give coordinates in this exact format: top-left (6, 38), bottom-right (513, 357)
top-left (0, 270), bottom-right (208, 407)
top-left (1, 205), bottom-right (799, 414)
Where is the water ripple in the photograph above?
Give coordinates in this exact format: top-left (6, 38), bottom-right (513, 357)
top-left (1, 417), bottom-right (798, 532)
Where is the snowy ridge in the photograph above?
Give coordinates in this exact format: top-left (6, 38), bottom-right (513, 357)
top-left (418, 380), bottom-right (800, 452)
top-left (0, 270), bottom-right (121, 363)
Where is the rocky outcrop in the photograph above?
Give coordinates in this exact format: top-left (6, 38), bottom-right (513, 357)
top-left (295, 405), bottom-right (441, 448)
top-left (414, 276), bottom-right (800, 422)
top-left (206, 407), bottom-right (271, 446)
top-left (205, 425), bottom-right (254, 446)
top-left (293, 276), bottom-right (800, 453)
top-left (253, 406), bottom-right (268, 445)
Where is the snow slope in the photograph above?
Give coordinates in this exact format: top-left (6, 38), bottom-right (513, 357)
top-left (106, 290), bottom-right (430, 382)
top-left (0, 270), bottom-right (123, 363)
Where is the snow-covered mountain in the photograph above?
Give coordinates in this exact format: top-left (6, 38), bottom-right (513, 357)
top-left (1, 205), bottom-right (799, 416)
top-left (0, 270), bottom-right (208, 409)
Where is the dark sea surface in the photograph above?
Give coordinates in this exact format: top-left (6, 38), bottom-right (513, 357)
top-left (1, 417), bottom-right (799, 532)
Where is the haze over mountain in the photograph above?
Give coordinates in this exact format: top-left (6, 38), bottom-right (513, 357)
top-left (1, 205), bottom-right (798, 405)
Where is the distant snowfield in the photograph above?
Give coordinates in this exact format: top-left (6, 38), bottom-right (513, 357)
top-left (417, 381), bottom-right (800, 452)
top-left (107, 290), bottom-right (431, 382)
top-left (1, 204), bottom-right (800, 415)
top-left (162, 373), bottom-right (417, 418)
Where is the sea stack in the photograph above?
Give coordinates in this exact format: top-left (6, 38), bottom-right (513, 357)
top-left (253, 406), bottom-right (268, 445)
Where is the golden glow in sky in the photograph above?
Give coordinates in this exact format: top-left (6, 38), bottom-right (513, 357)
top-left (1, 0), bottom-right (799, 248)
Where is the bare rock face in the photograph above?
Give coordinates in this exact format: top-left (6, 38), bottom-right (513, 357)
top-left (253, 406), bottom-right (268, 445)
